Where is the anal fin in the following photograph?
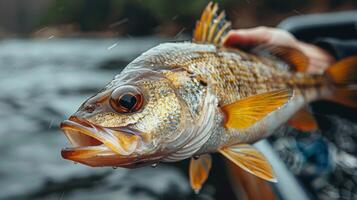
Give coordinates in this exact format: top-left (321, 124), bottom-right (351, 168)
top-left (288, 107), bottom-right (318, 132)
top-left (219, 144), bottom-right (276, 182)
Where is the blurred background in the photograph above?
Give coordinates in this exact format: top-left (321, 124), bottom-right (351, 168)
top-left (0, 0), bottom-right (356, 200)
top-left (1, 0), bottom-right (357, 38)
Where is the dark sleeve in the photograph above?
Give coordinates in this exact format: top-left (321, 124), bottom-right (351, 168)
top-left (314, 38), bottom-right (357, 60)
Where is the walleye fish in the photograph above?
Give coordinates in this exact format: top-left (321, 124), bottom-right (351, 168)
top-left (60, 2), bottom-right (357, 192)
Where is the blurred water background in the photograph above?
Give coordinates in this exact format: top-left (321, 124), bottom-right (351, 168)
top-left (0, 0), bottom-right (357, 200)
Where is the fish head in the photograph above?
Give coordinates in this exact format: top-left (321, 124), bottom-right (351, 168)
top-left (60, 70), bottom-right (192, 168)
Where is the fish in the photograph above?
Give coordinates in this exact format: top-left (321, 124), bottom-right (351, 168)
top-left (60, 2), bottom-right (357, 193)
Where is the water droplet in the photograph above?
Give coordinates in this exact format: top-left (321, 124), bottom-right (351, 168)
top-left (112, 166), bottom-right (118, 169)
top-left (151, 163), bottom-right (158, 168)
top-left (193, 156), bottom-right (200, 160)
top-left (107, 43), bottom-right (118, 50)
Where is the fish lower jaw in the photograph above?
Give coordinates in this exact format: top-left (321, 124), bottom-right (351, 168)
top-left (60, 144), bottom-right (162, 168)
top-left (61, 145), bottom-right (114, 160)
top-left (61, 147), bottom-right (136, 167)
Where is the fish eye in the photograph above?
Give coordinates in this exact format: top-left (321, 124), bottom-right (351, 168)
top-left (110, 85), bottom-right (144, 113)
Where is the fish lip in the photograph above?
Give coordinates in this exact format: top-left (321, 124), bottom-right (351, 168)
top-left (60, 145), bottom-right (139, 167)
top-left (60, 116), bottom-right (141, 157)
top-left (61, 145), bottom-right (164, 168)
top-left (61, 145), bottom-right (112, 160)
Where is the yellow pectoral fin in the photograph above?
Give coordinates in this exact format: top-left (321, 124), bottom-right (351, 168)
top-left (288, 107), bottom-right (318, 132)
top-left (219, 144), bottom-right (276, 182)
top-left (222, 89), bottom-right (293, 129)
top-left (189, 154), bottom-right (212, 194)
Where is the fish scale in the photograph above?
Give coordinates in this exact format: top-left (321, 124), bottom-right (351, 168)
top-left (130, 42), bottom-right (328, 106)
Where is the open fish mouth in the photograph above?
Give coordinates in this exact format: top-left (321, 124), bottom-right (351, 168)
top-left (60, 116), bottom-right (141, 167)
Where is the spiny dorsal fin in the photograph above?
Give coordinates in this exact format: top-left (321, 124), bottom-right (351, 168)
top-left (189, 154), bottom-right (212, 194)
top-left (252, 44), bottom-right (309, 72)
top-left (219, 144), bottom-right (277, 182)
top-left (288, 107), bottom-right (318, 132)
top-left (221, 89), bottom-right (293, 129)
top-left (193, 2), bottom-right (231, 45)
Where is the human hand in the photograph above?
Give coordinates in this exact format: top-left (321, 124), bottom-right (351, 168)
top-left (224, 26), bottom-right (335, 73)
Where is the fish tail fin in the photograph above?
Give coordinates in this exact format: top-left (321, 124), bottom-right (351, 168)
top-left (325, 56), bottom-right (357, 85)
top-left (324, 56), bottom-right (357, 108)
top-left (324, 88), bottom-right (357, 108)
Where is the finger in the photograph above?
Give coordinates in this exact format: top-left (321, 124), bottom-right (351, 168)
top-left (224, 27), bottom-right (273, 47)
